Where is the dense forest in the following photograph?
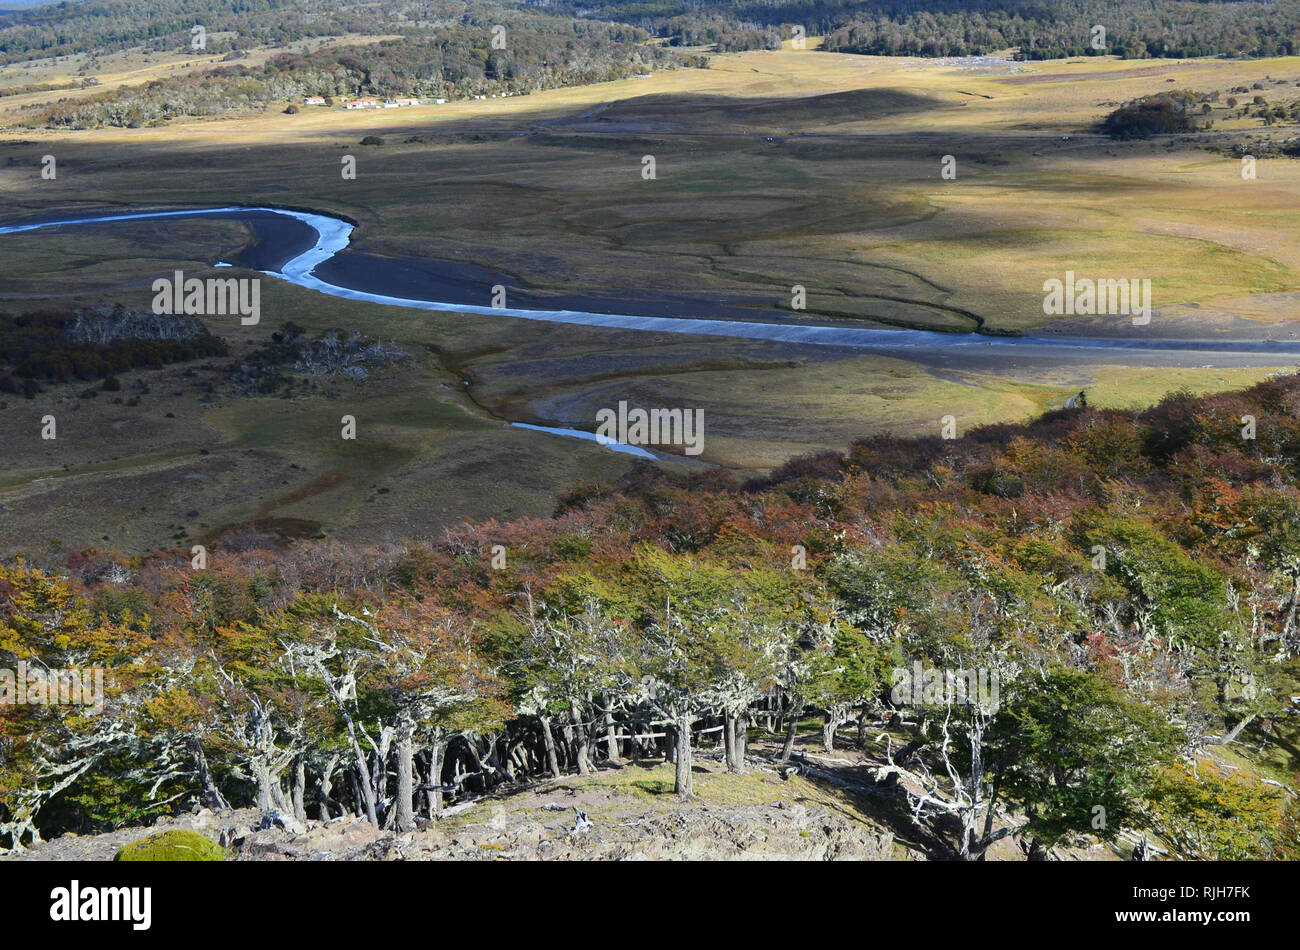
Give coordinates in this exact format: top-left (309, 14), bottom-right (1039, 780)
top-left (555, 0), bottom-right (1300, 59)
top-left (4, 376), bottom-right (1299, 859)
top-left (7, 0), bottom-right (1300, 70)
top-left (0, 0), bottom-right (392, 64)
top-left (819, 0), bottom-right (1300, 59)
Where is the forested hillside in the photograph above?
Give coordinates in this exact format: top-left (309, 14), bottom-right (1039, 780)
top-left (819, 0), bottom-right (1300, 59)
top-left (557, 0), bottom-right (1300, 59)
top-left (6, 0), bottom-right (1300, 68)
top-left (4, 377), bottom-right (1298, 859)
top-left (27, 21), bottom-right (684, 128)
top-left (0, 0), bottom-right (390, 64)
top-left (9, 0), bottom-right (1300, 127)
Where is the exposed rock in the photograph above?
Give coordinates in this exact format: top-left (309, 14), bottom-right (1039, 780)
top-left (4, 765), bottom-right (905, 863)
top-left (257, 810), bottom-right (308, 836)
top-left (205, 798), bottom-right (898, 862)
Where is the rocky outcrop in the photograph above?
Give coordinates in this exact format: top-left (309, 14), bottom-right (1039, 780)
top-left (222, 799), bottom-right (894, 862)
top-left (4, 797), bottom-right (895, 862)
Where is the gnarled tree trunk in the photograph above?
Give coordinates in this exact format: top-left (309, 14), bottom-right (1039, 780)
top-left (426, 734), bottom-right (447, 817)
top-left (318, 754), bottom-right (340, 821)
top-left (570, 703), bottom-right (592, 775)
top-left (603, 694), bottom-right (620, 763)
top-left (539, 715), bottom-right (561, 778)
top-left (291, 755), bottom-right (306, 822)
top-left (395, 722), bottom-right (416, 832)
top-left (190, 738), bottom-right (229, 811)
top-left (778, 710), bottom-right (799, 762)
top-left (723, 710), bottom-right (745, 773)
top-left (674, 715), bottom-right (694, 800)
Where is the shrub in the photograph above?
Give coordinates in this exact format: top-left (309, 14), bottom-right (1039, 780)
top-left (1, 306), bottom-right (226, 384)
top-left (1103, 91), bottom-right (1200, 139)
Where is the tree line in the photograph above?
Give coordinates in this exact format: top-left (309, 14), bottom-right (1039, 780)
top-left (555, 0), bottom-right (1300, 60)
top-left (820, 0), bottom-right (1300, 59)
top-left (9, 0), bottom-right (1300, 72)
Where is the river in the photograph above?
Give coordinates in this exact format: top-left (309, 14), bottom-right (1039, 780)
top-left (3, 205), bottom-right (1300, 369)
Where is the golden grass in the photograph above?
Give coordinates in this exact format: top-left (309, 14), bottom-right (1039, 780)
top-left (3, 47), bottom-right (1300, 551)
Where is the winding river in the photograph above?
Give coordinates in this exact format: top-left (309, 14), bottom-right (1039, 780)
top-left (3, 205), bottom-right (1300, 369)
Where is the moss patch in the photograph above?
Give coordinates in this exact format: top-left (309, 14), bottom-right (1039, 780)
top-left (113, 829), bottom-right (229, 862)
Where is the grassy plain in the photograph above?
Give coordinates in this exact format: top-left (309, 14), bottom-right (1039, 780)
top-left (1, 44), bottom-right (1298, 553)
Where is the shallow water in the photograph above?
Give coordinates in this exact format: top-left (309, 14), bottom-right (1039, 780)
top-left (510, 422), bottom-right (660, 459)
top-left (4, 205), bottom-right (1300, 369)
